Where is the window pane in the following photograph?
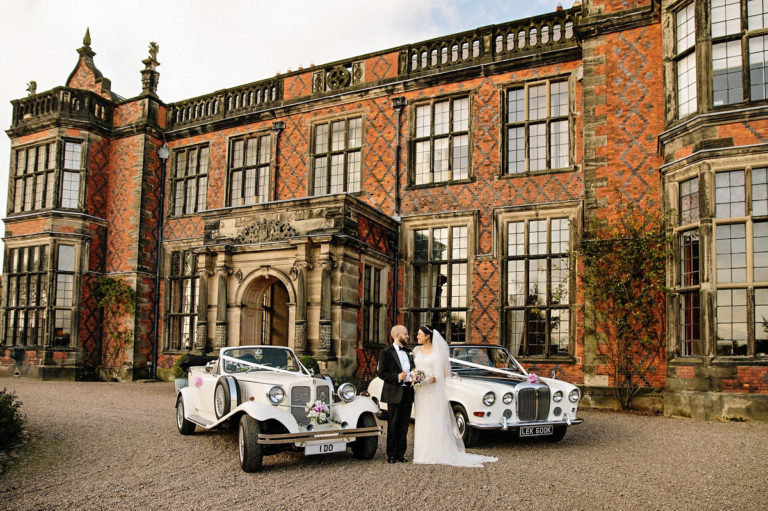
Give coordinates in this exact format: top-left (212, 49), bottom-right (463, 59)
top-left (348, 118), bottom-right (362, 149)
top-left (508, 127), bottom-right (525, 174)
top-left (331, 121), bottom-right (345, 152)
top-left (755, 221), bottom-right (768, 281)
top-left (314, 157), bottom-right (327, 195)
top-left (508, 221), bottom-right (525, 256)
top-left (529, 219), bottom-right (547, 255)
top-left (508, 89), bottom-right (525, 123)
top-left (680, 291), bottom-right (701, 355)
top-left (315, 124), bottom-right (328, 154)
top-left (755, 288), bottom-right (768, 355)
top-left (753, 167), bottom-right (768, 216)
top-left (416, 106), bottom-right (430, 138)
top-left (749, 35), bottom-right (768, 100)
top-left (453, 134), bottom-right (468, 180)
top-left (434, 101), bottom-right (449, 135)
top-left (715, 170), bottom-right (746, 218)
top-left (415, 141), bottom-right (430, 185)
top-left (677, 3), bottom-right (696, 52)
top-left (712, 0), bottom-right (742, 38)
top-left (58, 245), bottom-right (75, 272)
top-left (433, 228), bottom-right (448, 261)
top-left (680, 230), bottom-right (700, 286)
top-left (529, 84), bottom-right (546, 120)
top-left (716, 289), bottom-right (748, 355)
top-left (185, 179), bottom-right (196, 213)
top-left (414, 230), bottom-right (429, 261)
top-left (453, 98), bottom-right (469, 132)
top-left (551, 218), bottom-right (570, 253)
top-left (716, 223), bottom-right (747, 282)
top-left (748, 0), bottom-right (768, 30)
top-left (713, 41), bottom-right (743, 106)
top-left (507, 259), bottom-right (525, 306)
top-left (245, 138), bottom-right (258, 166)
top-left (433, 137), bottom-right (450, 182)
top-left (678, 53), bottom-right (697, 117)
top-left (257, 169), bottom-right (268, 203)
top-left (550, 120), bottom-right (569, 169)
top-left (550, 81), bottom-right (568, 117)
top-left (680, 177), bottom-right (700, 223)
top-left (529, 123), bottom-right (546, 171)
top-left (330, 154), bottom-right (344, 193)
top-left (64, 142), bottom-right (81, 170)
top-left (230, 170), bottom-right (242, 206)
top-left (259, 135), bottom-right (271, 164)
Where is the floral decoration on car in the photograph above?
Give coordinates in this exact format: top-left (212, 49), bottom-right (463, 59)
top-left (306, 400), bottom-right (332, 424)
top-left (527, 372), bottom-right (540, 384)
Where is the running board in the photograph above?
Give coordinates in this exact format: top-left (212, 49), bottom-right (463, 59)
top-left (188, 413), bottom-right (215, 428)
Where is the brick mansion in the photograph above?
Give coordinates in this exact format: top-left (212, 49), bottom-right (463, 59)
top-left (2, 0), bottom-right (767, 421)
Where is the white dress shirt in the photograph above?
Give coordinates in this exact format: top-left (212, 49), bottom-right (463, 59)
top-left (395, 345), bottom-right (411, 382)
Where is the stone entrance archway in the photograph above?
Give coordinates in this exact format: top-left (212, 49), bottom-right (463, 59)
top-left (235, 269), bottom-right (296, 348)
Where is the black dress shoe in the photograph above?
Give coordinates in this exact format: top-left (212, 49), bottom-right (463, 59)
top-left (387, 457), bottom-right (397, 463)
top-left (396, 456), bottom-right (408, 462)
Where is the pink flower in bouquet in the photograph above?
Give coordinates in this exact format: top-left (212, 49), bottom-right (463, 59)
top-left (312, 400), bottom-right (326, 413)
top-left (527, 372), bottom-right (539, 384)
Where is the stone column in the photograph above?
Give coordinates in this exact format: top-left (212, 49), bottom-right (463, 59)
top-left (290, 260), bottom-right (309, 355)
top-left (215, 265), bottom-right (230, 349)
top-left (317, 257), bottom-right (335, 361)
top-left (194, 256), bottom-right (209, 352)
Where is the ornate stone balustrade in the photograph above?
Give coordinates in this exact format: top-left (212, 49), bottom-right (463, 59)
top-left (167, 78), bottom-right (283, 130)
top-left (399, 8), bottom-right (578, 75)
top-left (11, 87), bottom-right (114, 131)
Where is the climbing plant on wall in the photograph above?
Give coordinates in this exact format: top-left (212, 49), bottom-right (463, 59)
top-left (577, 193), bottom-right (672, 411)
top-left (95, 276), bottom-right (136, 381)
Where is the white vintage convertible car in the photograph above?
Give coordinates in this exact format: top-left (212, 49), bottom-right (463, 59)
top-left (175, 345), bottom-right (381, 472)
top-left (367, 343), bottom-right (583, 446)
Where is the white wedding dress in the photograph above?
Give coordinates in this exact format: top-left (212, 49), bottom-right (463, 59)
top-left (412, 336), bottom-right (497, 467)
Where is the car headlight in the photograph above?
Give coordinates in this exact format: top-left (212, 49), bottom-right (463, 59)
top-left (482, 391), bottom-right (496, 406)
top-left (502, 392), bottom-right (513, 404)
top-left (337, 382), bottom-right (356, 402)
top-left (553, 390), bottom-right (563, 402)
top-left (568, 389), bottom-right (580, 403)
top-left (267, 385), bottom-right (285, 405)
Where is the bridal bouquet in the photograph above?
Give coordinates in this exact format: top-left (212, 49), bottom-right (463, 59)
top-left (410, 369), bottom-right (427, 388)
top-left (305, 400), bottom-right (331, 424)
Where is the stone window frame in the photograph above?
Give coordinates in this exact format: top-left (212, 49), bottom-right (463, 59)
top-left (171, 143), bottom-right (209, 217)
top-left (166, 248), bottom-right (199, 352)
top-left (308, 112), bottom-right (365, 196)
top-left (407, 91), bottom-right (473, 188)
top-left (496, 204), bottom-right (578, 361)
top-left (2, 238), bottom-right (83, 349)
top-left (8, 137), bottom-right (86, 215)
top-left (3, 242), bottom-right (50, 347)
top-left (361, 257), bottom-right (389, 348)
top-left (226, 129), bottom-right (273, 208)
top-left (672, 1), bottom-right (698, 119)
top-left (401, 213), bottom-right (475, 343)
top-left (666, 1), bottom-right (768, 121)
top-left (666, 157), bottom-right (768, 360)
top-left (501, 75), bottom-right (573, 176)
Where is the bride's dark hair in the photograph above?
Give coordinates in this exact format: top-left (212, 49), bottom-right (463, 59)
top-left (418, 325), bottom-right (433, 341)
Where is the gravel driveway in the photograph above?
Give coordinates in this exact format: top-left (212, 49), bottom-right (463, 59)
top-left (1, 378), bottom-right (767, 511)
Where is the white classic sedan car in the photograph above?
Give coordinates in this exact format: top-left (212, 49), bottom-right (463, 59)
top-left (175, 345), bottom-right (381, 472)
top-left (367, 344), bottom-right (583, 446)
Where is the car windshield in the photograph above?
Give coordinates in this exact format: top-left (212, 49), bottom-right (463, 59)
top-left (221, 347), bottom-right (303, 374)
top-left (449, 346), bottom-right (523, 374)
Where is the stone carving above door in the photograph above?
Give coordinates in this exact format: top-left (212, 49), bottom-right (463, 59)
top-left (208, 218), bottom-right (297, 244)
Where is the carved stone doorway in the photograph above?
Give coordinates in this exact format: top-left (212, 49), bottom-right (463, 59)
top-left (240, 276), bottom-right (289, 347)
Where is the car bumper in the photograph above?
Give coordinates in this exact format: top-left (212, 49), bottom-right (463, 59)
top-left (469, 417), bottom-right (584, 431)
top-left (256, 425), bottom-right (382, 445)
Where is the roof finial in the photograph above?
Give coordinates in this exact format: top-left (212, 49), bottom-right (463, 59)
top-left (83, 27), bottom-right (91, 49)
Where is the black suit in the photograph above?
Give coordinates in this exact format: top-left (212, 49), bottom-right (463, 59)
top-left (377, 344), bottom-right (414, 459)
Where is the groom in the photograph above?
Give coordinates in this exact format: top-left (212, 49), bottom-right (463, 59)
top-left (376, 324), bottom-right (413, 463)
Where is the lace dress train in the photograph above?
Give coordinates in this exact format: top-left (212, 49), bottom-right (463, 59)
top-left (412, 348), bottom-right (497, 467)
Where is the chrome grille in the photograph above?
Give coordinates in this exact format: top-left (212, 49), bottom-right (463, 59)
top-left (516, 384), bottom-right (550, 422)
top-left (291, 386), bottom-right (311, 426)
top-left (317, 385), bottom-right (331, 404)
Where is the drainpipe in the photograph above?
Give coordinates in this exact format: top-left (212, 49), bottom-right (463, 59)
top-left (391, 97), bottom-right (406, 326)
top-left (153, 143), bottom-right (170, 379)
top-left (271, 121), bottom-right (285, 201)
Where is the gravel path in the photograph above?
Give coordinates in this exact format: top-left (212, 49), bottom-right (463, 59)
top-left (1, 378), bottom-right (767, 510)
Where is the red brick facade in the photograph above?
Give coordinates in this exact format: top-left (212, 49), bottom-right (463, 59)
top-left (2, 2), bottom-right (767, 421)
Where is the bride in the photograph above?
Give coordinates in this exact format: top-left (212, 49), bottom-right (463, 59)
top-left (412, 325), bottom-right (497, 467)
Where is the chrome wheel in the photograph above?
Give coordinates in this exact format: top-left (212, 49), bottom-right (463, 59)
top-left (454, 409), bottom-right (466, 436)
top-left (215, 384), bottom-right (227, 417)
top-left (238, 422), bottom-right (246, 463)
top-left (176, 400), bottom-right (184, 428)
